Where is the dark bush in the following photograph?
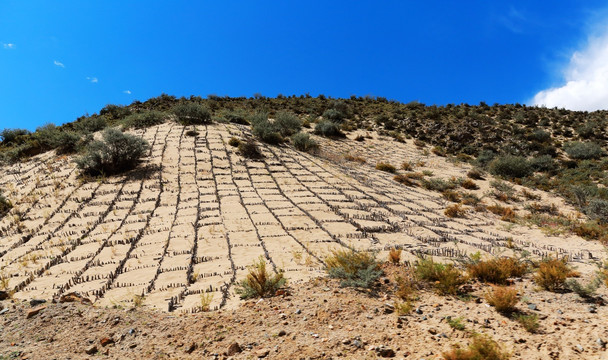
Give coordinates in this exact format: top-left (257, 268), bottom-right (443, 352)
top-left (274, 111), bottom-right (302, 136)
top-left (563, 141), bottom-right (604, 160)
top-left (529, 155), bottom-right (557, 173)
top-left (74, 116), bottom-right (107, 133)
top-left (253, 120), bottom-right (283, 144)
top-left (75, 128), bottom-right (149, 176)
top-left (172, 103), bottom-right (211, 125)
top-left (323, 108), bottom-right (345, 123)
top-left (238, 140), bottom-right (263, 159)
top-left (99, 104), bottom-right (131, 120)
top-left (585, 198), bottom-right (608, 224)
top-left (314, 120), bottom-right (344, 137)
top-left (489, 155), bottom-right (533, 179)
top-left (0, 191), bottom-right (12, 219)
top-left (475, 149), bottom-right (496, 167)
top-left (291, 132), bottom-right (318, 152)
top-left (122, 111), bottom-right (167, 129)
top-left (0, 128), bottom-right (30, 145)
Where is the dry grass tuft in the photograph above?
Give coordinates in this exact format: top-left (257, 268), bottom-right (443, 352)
top-left (415, 256), bottom-right (467, 295)
top-left (467, 257), bottom-right (527, 284)
top-left (487, 204), bottom-right (516, 222)
top-left (534, 257), bottom-right (578, 292)
top-left (235, 256), bottom-right (286, 299)
top-left (443, 334), bottom-right (510, 360)
top-left (485, 286), bottom-right (519, 314)
top-left (445, 204), bottom-right (466, 218)
top-left (388, 248), bottom-right (402, 264)
top-left (376, 162), bottom-right (397, 173)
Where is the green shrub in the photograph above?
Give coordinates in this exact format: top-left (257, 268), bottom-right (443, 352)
top-left (325, 249), bottom-right (382, 288)
top-left (415, 256), bottom-right (466, 295)
top-left (52, 131), bottom-right (81, 154)
top-left (563, 141), bottom-right (604, 160)
top-left (74, 116), bottom-right (107, 133)
top-left (0, 191), bottom-right (12, 219)
top-left (529, 155), bottom-right (557, 173)
top-left (314, 120), bottom-right (344, 137)
top-left (235, 256), bottom-right (286, 299)
top-left (475, 149), bottom-right (496, 167)
top-left (291, 132), bottom-right (318, 152)
top-left (274, 111), bottom-right (302, 136)
top-left (253, 120), bottom-right (283, 144)
top-left (514, 313), bottom-right (539, 333)
top-left (75, 128), bottom-right (149, 176)
top-left (122, 111), bottom-right (167, 129)
top-left (322, 108), bottom-right (345, 123)
top-left (220, 109), bottom-right (249, 124)
top-left (489, 155), bottom-right (533, 179)
top-left (0, 128), bottom-right (30, 145)
top-left (172, 103), bottom-right (211, 125)
top-left (585, 198), bottom-right (608, 224)
top-left (447, 317), bottom-right (466, 331)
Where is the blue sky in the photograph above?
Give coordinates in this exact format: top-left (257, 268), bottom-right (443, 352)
top-left (1, 1), bottom-right (608, 130)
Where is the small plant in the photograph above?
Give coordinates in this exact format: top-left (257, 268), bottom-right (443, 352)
top-left (415, 256), bottom-right (467, 295)
top-left (172, 103), bottom-right (211, 125)
top-left (376, 162), bottom-right (396, 173)
top-left (487, 204), bottom-right (516, 222)
top-left (485, 286), bottom-right (519, 314)
top-left (228, 137), bottom-right (241, 147)
top-left (401, 162), bottom-right (413, 171)
top-left (395, 301), bottom-right (415, 315)
top-left (442, 190), bottom-right (461, 203)
top-left (291, 132), bottom-right (318, 152)
top-left (565, 277), bottom-right (603, 299)
top-left (467, 257), bottom-right (527, 285)
top-left (442, 334), bottom-right (510, 360)
top-left (344, 154), bottom-right (366, 163)
top-left (325, 249), bottom-right (382, 288)
top-left (394, 174), bottom-right (418, 186)
top-left (0, 270), bottom-right (9, 290)
top-left (200, 292), bottom-right (213, 311)
top-left (235, 256), bottom-right (286, 299)
top-left (467, 168), bottom-right (484, 180)
top-left (133, 293), bottom-right (145, 307)
top-left (0, 191), bottom-right (12, 220)
top-left (388, 248), bottom-right (402, 264)
top-left (314, 120), bottom-right (344, 137)
top-left (445, 204), bottom-right (466, 218)
top-left (432, 146), bottom-right (446, 156)
top-left (461, 179), bottom-right (479, 190)
top-left (514, 313), bottom-right (539, 333)
top-left (534, 257), bottom-right (578, 292)
top-left (447, 317), bottom-right (466, 331)
top-left (422, 178), bottom-right (457, 192)
top-left (238, 140), bottom-right (263, 159)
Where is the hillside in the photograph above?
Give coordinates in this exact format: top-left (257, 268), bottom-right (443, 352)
top-left (1, 96), bottom-right (608, 359)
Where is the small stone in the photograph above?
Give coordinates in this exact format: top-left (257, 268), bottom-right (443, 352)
top-left (574, 344), bottom-right (584, 353)
top-left (0, 291), bottom-right (8, 300)
top-left (527, 303), bottom-right (537, 311)
top-left (376, 346), bottom-right (396, 358)
top-left (384, 303), bottom-right (395, 314)
top-left (278, 330), bottom-right (286, 337)
top-left (279, 313), bottom-right (287, 319)
top-left (0, 308), bottom-right (9, 315)
top-left (85, 345), bottom-right (98, 355)
top-left (226, 342), bottom-right (242, 356)
top-left (342, 339), bottom-right (351, 345)
top-left (428, 328), bottom-right (438, 335)
top-left (26, 305), bottom-right (46, 319)
top-left (588, 306), bottom-right (597, 314)
top-left (100, 337), bottom-right (114, 347)
top-left (29, 299), bottom-right (46, 307)
top-left (415, 307), bottom-right (423, 314)
top-left (352, 340), bottom-right (362, 348)
top-left (185, 342), bottom-right (196, 354)
top-left (256, 348), bottom-right (270, 358)
top-left (596, 338), bottom-right (606, 348)
top-left (295, 309), bottom-right (302, 315)
top-left (557, 309), bottom-right (563, 315)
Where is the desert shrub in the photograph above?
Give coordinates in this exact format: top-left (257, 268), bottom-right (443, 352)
top-left (344, 154), bottom-right (366, 163)
top-left (489, 155), bottom-right (533, 179)
top-left (314, 120), bottom-right (344, 137)
top-left (461, 179), bottom-right (479, 190)
top-left (563, 141), bottom-right (603, 160)
top-left (565, 276), bottom-right (603, 299)
top-left (0, 191), bottom-right (12, 219)
top-left (122, 111), bottom-right (167, 129)
top-left (445, 204), bottom-right (466, 218)
top-left (534, 257), bottom-right (578, 291)
top-left (274, 111), bottom-right (302, 136)
top-left (485, 286), bottom-right (519, 313)
top-left (447, 317), bottom-right (466, 331)
top-left (487, 204), bottom-right (516, 222)
top-left (388, 248), bottom-right (402, 264)
top-left (585, 198), bottom-right (608, 224)
top-left (172, 103), bottom-right (211, 125)
top-left (75, 128), bottom-right (149, 176)
top-left (238, 140), bottom-right (263, 159)
top-left (442, 334), bottom-right (510, 360)
top-left (100, 104), bottom-right (131, 120)
top-left (52, 131), bottom-right (81, 154)
top-left (529, 155), bottom-right (557, 173)
top-left (467, 168), bottom-right (485, 180)
top-left (401, 162), bottom-right (413, 171)
top-left (322, 108), bottom-right (345, 123)
top-left (0, 128), bottom-right (30, 145)
top-left (432, 146), bottom-right (446, 156)
top-left (467, 257), bottom-right (527, 284)
top-left (528, 129), bottom-right (551, 143)
top-left (291, 132), bottom-right (318, 152)
top-left (325, 249), bottom-right (382, 288)
top-left (376, 162), bottom-right (396, 173)
top-left (228, 137), bottom-right (241, 147)
top-left (415, 256), bottom-right (467, 295)
top-left (443, 190), bottom-right (461, 202)
top-left (253, 120), bottom-right (283, 144)
top-left (475, 149), bottom-right (496, 167)
top-left (422, 178), bottom-right (457, 192)
top-left (235, 256), bottom-right (286, 299)
top-left (220, 109), bottom-right (249, 124)
top-left (394, 174), bottom-right (418, 186)
top-left (514, 314), bottom-right (539, 333)
top-left (74, 116), bottom-right (107, 133)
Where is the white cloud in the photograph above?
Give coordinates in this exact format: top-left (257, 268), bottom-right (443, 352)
top-left (533, 26), bottom-right (608, 111)
top-left (123, 90), bottom-right (132, 94)
top-left (53, 60), bottom-right (65, 68)
top-left (86, 77), bottom-right (98, 83)
top-left (2, 43), bottom-right (15, 49)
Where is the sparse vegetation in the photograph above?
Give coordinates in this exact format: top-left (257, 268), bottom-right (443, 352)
top-left (172, 103), bottom-right (212, 125)
top-left (514, 313), bottom-right (539, 333)
top-left (485, 286), bottom-right (519, 314)
top-left (444, 204), bottom-right (466, 218)
top-left (291, 132), bottom-right (318, 152)
top-left (467, 257), bottom-right (527, 285)
top-left (415, 256), bottom-right (467, 295)
top-left (235, 256), bottom-right (286, 299)
top-left (325, 249), bottom-right (382, 288)
top-left (375, 162), bottom-right (396, 173)
top-left (442, 334), bottom-right (510, 360)
top-left (534, 257), bottom-right (578, 292)
top-left (0, 190), bottom-right (12, 219)
top-left (388, 248), bottom-right (402, 264)
top-left (447, 317), bottom-right (466, 331)
top-left (238, 140), bottom-right (263, 159)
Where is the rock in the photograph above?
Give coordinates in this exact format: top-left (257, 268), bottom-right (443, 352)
top-left (376, 346), bottom-right (396, 358)
top-left (85, 345), bottom-right (98, 355)
top-left (26, 305), bottom-right (46, 319)
top-left (0, 290), bottom-right (8, 300)
top-left (100, 337), bottom-right (114, 347)
top-left (574, 344), bottom-right (584, 353)
top-left (428, 328), bottom-right (438, 335)
top-left (384, 303), bottom-right (395, 314)
top-left (588, 306), bottom-right (597, 314)
top-left (415, 307), bottom-right (423, 314)
top-left (527, 303), bottom-right (538, 311)
top-left (226, 342), bottom-right (242, 356)
top-left (58, 292), bottom-right (92, 305)
top-left (29, 299), bottom-right (46, 307)
top-left (596, 338), bottom-right (606, 348)
top-left (279, 313), bottom-right (287, 319)
top-left (278, 330), bottom-right (286, 337)
top-left (294, 309), bottom-right (302, 315)
top-left (185, 342), bottom-right (196, 354)
top-left (557, 309), bottom-right (563, 315)
top-left (352, 339), bottom-right (363, 348)
top-left (256, 348), bottom-right (270, 358)
top-left (342, 339), bottom-right (351, 345)
top-left (0, 308), bottom-right (9, 315)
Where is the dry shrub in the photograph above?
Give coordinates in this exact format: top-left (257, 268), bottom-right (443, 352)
top-left (521, 188), bottom-right (541, 200)
top-left (394, 174), bottom-right (417, 186)
top-left (467, 257), bottom-right (527, 284)
top-left (228, 137), bottom-right (240, 147)
top-left (514, 313), bottom-right (539, 333)
top-left (443, 334), bottom-right (510, 360)
top-left (466, 168), bottom-right (485, 180)
top-left (238, 140), bottom-right (263, 159)
top-left (401, 162), bottom-right (413, 171)
top-left (376, 162), bottom-right (397, 173)
top-left (388, 248), bottom-right (402, 264)
top-left (344, 154), bottom-right (366, 163)
top-left (415, 256), bottom-right (467, 295)
top-left (325, 249), bottom-right (382, 288)
top-left (461, 179), bottom-right (479, 190)
top-left (485, 286), bottom-right (519, 314)
top-left (442, 190), bottom-right (462, 203)
top-left (235, 256), bottom-right (286, 299)
top-left (487, 204), bottom-right (516, 222)
top-left (445, 204), bottom-right (466, 218)
top-left (534, 257), bottom-right (578, 292)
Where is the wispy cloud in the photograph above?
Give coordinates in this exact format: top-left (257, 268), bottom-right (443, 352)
top-left (533, 24), bottom-right (608, 111)
top-left (498, 6), bottom-right (527, 34)
top-left (53, 60), bottom-right (65, 68)
top-left (86, 77), bottom-right (98, 83)
top-left (2, 43), bottom-right (15, 49)
top-left (123, 90), bottom-right (132, 94)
